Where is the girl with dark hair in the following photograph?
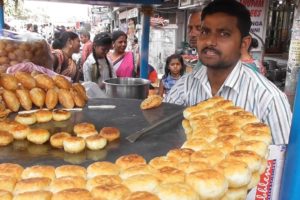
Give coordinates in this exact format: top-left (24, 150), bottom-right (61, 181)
top-left (52, 31), bottom-right (81, 81)
top-left (158, 54), bottom-right (186, 97)
top-left (107, 30), bottom-right (138, 77)
top-left (83, 32), bottom-right (115, 90)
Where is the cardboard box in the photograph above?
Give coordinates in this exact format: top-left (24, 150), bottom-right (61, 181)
top-left (247, 145), bottom-right (286, 200)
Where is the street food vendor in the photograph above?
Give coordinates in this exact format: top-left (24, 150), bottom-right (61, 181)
top-left (165, 0), bottom-right (292, 144)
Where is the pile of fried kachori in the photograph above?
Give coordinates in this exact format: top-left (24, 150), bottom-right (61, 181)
top-left (0, 72), bottom-right (87, 113)
top-left (0, 97), bottom-right (271, 199)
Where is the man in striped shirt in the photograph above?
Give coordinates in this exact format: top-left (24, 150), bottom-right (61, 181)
top-left (165, 0), bottom-right (292, 144)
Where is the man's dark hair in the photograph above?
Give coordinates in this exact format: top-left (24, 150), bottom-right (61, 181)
top-left (201, 0), bottom-right (251, 38)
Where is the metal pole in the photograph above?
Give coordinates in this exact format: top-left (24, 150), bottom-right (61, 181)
top-left (279, 5), bottom-right (300, 198)
top-left (140, 6), bottom-right (152, 79)
top-left (184, 9), bottom-right (187, 43)
top-left (279, 71), bottom-right (300, 200)
top-left (0, 0), bottom-right (4, 31)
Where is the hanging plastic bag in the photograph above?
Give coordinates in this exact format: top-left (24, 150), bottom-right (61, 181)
top-left (0, 30), bottom-right (53, 73)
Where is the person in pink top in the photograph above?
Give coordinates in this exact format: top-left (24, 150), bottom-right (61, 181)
top-left (80, 30), bottom-right (93, 66)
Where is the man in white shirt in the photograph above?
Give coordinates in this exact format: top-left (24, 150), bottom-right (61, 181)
top-left (166, 0), bottom-right (292, 144)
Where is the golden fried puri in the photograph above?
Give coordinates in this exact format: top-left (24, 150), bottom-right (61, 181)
top-left (50, 132), bottom-right (71, 149)
top-left (27, 128), bottom-right (50, 144)
top-left (52, 188), bottom-right (92, 200)
top-left (115, 154), bottom-right (146, 170)
top-left (53, 75), bottom-right (71, 89)
top-left (0, 163), bottom-right (24, 180)
top-left (0, 190), bottom-right (12, 200)
top-left (58, 89), bottom-right (74, 109)
top-left (0, 74), bottom-right (18, 91)
top-left (15, 89), bottom-right (32, 110)
top-left (45, 88), bottom-right (58, 110)
top-left (14, 71), bottom-right (36, 89)
top-left (124, 191), bottom-right (160, 200)
top-left (70, 88), bottom-right (86, 107)
top-left (35, 109), bottom-right (53, 123)
top-left (3, 89), bottom-right (20, 112)
top-left (34, 74), bottom-right (55, 90)
top-left (72, 83), bottom-right (88, 101)
top-left (52, 109), bottom-right (71, 121)
top-left (63, 136), bottom-right (86, 154)
top-left (15, 113), bottom-right (36, 125)
top-left (0, 130), bottom-right (13, 146)
top-left (99, 127), bottom-right (120, 142)
top-left (140, 95), bottom-right (163, 110)
top-left (29, 88), bottom-right (46, 108)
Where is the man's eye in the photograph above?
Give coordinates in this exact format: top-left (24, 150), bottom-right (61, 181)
top-left (220, 32), bottom-right (230, 37)
top-left (200, 29), bottom-right (208, 35)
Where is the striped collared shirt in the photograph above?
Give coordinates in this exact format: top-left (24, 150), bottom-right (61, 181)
top-left (165, 61), bottom-right (292, 144)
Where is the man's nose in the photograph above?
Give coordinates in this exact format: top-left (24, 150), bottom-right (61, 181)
top-left (189, 27), bottom-right (198, 36)
top-left (206, 33), bottom-right (217, 46)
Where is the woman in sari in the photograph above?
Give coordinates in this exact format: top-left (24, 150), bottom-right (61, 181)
top-left (107, 30), bottom-right (138, 77)
top-left (52, 31), bottom-right (81, 81)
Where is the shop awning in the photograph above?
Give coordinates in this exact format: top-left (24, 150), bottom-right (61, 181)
top-left (26, 0), bottom-right (165, 6)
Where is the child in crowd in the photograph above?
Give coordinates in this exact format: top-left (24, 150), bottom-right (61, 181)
top-left (158, 54), bottom-right (185, 97)
top-left (83, 32), bottom-right (115, 90)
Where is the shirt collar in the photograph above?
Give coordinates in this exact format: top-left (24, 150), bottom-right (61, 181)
top-left (222, 60), bottom-right (243, 94)
top-left (193, 66), bottom-right (207, 81)
top-left (193, 60), bottom-right (243, 94)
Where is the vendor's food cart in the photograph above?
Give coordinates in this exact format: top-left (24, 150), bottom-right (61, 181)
top-left (0, 0), bottom-right (299, 200)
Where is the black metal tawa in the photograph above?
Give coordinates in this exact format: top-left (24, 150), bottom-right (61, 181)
top-left (0, 98), bottom-right (186, 167)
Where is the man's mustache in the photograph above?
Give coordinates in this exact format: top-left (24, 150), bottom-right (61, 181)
top-left (201, 47), bottom-right (221, 55)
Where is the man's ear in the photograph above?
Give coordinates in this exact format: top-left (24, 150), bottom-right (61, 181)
top-left (241, 35), bottom-right (252, 52)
